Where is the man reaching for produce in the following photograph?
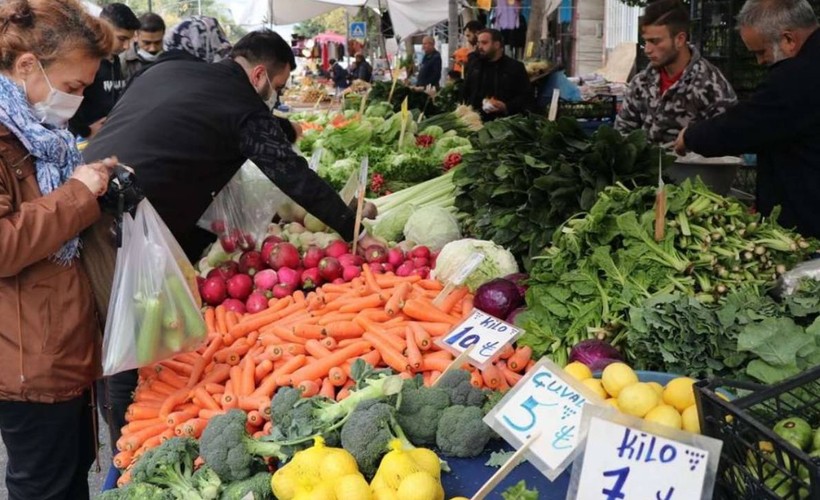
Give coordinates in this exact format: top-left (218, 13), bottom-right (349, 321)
top-left (675, 0), bottom-right (820, 238)
top-left (615, 0), bottom-right (736, 145)
top-left (462, 29), bottom-right (534, 121)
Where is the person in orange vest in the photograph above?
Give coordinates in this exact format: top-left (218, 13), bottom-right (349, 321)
top-left (453, 21), bottom-right (484, 75)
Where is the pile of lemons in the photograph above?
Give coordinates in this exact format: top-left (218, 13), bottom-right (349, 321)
top-left (564, 361), bottom-right (702, 434)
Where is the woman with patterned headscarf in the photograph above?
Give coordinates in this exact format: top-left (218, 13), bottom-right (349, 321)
top-left (163, 15), bottom-right (232, 63)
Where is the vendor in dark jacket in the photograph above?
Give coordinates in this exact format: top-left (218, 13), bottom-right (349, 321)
top-left (415, 36), bottom-right (442, 89)
top-left (462, 29), bottom-right (534, 121)
top-left (675, 0), bottom-right (820, 238)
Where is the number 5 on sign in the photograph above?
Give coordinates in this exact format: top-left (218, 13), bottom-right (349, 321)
top-left (436, 309), bottom-right (523, 369)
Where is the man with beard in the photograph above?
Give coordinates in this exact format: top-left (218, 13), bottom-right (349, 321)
top-left (453, 20), bottom-right (484, 74)
top-left (121, 12), bottom-right (166, 81)
top-left (615, 0), bottom-right (735, 144)
top-left (676, 0), bottom-right (820, 238)
top-left (462, 29), bottom-right (534, 121)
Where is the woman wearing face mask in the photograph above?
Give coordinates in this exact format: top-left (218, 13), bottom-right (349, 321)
top-left (0, 0), bottom-right (118, 498)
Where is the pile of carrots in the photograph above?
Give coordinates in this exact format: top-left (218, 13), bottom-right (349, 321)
top-left (115, 267), bottom-right (533, 485)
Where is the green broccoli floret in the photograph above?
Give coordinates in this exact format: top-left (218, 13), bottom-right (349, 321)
top-left (200, 409), bottom-right (288, 483)
top-left (219, 472), bottom-right (273, 500)
top-left (482, 388), bottom-right (506, 415)
top-left (436, 405), bottom-right (493, 458)
top-left (191, 465), bottom-right (221, 500)
top-left (436, 369), bottom-right (487, 407)
top-left (95, 482), bottom-right (173, 500)
top-left (340, 400), bottom-right (414, 478)
top-left (129, 437), bottom-right (201, 500)
top-left (395, 376), bottom-right (451, 446)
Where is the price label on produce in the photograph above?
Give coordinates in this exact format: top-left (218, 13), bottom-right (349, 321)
top-left (308, 148), bottom-right (323, 173)
top-left (436, 309), bottom-right (522, 369)
top-left (484, 359), bottom-right (606, 480)
top-left (568, 405), bottom-right (722, 499)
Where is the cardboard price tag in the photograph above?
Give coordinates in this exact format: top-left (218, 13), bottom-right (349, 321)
top-left (436, 309), bottom-right (522, 369)
top-left (568, 405), bottom-right (722, 499)
top-left (483, 359), bottom-right (605, 481)
top-left (352, 157), bottom-right (369, 254)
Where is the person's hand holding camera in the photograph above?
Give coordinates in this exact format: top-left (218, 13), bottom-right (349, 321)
top-left (71, 157), bottom-right (118, 197)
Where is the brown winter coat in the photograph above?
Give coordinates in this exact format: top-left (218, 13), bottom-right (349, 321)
top-left (0, 124), bottom-right (102, 403)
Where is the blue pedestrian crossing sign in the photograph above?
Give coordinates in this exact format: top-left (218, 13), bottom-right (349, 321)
top-left (350, 22), bottom-right (367, 40)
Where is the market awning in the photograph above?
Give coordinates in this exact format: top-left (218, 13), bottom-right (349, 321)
top-left (314, 31), bottom-right (348, 45)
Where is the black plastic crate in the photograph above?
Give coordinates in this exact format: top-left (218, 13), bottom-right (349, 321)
top-left (695, 366), bottom-right (820, 499)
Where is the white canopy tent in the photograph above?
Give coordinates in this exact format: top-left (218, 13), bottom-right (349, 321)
top-left (82, 0), bottom-right (102, 16)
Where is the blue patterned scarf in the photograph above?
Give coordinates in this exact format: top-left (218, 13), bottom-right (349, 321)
top-left (0, 74), bottom-right (82, 264)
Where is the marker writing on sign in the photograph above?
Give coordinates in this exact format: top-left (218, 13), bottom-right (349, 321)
top-left (502, 395), bottom-right (556, 432)
top-left (532, 372), bottom-right (587, 408)
top-left (617, 428), bottom-right (677, 464)
top-left (601, 466), bottom-right (675, 500)
top-left (479, 341), bottom-right (500, 357)
top-left (552, 425), bottom-right (575, 450)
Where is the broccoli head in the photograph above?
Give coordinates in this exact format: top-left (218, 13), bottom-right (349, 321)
top-left (130, 437), bottom-right (201, 500)
top-left (96, 483), bottom-right (173, 500)
top-left (395, 377), bottom-right (451, 446)
top-left (191, 464), bottom-right (221, 500)
top-left (340, 399), bottom-right (413, 478)
top-left (200, 409), bottom-right (287, 483)
top-left (436, 369), bottom-right (487, 407)
top-left (436, 405), bottom-right (493, 458)
top-left (219, 471), bottom-right (273, 500)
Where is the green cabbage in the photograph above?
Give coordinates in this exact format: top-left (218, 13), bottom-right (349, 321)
top-left (364, 204), bottom-right (414, 243)
top-left (433, 239), bottom-right (519, 291)
top-left (421, 125), bottom-right (445, 139)
top-left (403, 206), bottom-right (461, 251)
top-left (318, 158), bottom-right (359, 189)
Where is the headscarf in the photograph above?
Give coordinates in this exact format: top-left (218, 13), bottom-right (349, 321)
top-left (0, 75), bottom-right (82, 264)
top-left (163, 16), bottom-right (232, 63)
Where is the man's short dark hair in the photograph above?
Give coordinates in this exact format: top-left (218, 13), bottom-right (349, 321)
top-left (231, 29), bottom-right (296, 72)
top-left (479, 28), bottom-right (504, 46)
top-left (640, 0), bottom-right (690, 36)
top-left (464, 20), bottom-right (484, 33)
top-left (139, 12), bottom-right (165, 33)
top-left (101, 3), bottom-right (140, 31)
top-left (329, 58), bottom-right (337, 65)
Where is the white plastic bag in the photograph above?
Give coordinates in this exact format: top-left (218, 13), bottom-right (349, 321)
top-left (103, 200), bottom-right (206, 375)
top-left (198, 162), bottom-right (285, 251)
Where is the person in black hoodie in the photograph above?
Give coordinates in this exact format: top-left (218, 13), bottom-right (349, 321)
top-left (69, 3), bottom-right (138, 139)
top-left (462, 29), bottom-right (534, 121)
top-left (675, 0), bottom-right (820, 238)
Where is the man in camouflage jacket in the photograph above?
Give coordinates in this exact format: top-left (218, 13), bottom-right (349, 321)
top-left (615, 0), bottom-right (736, 145)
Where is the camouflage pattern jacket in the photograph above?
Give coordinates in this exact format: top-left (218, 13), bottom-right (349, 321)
top-left (615, 46), bottom-right (737, 144)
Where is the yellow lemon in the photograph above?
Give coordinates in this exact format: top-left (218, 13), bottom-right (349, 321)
top-left (646, 381), bottom-right (664, 398)
top-left (320, 448), bottom-right (361, 481)
top-left (663, 377), bottom-right (697, 412)
top-left (334, 473), bottom-right (373, 500)
top-left (564, 361), bottom-right (593, 381)
top-left (601, 363), bottom-right (638, 398)
top-left (644, 404), bottom-right (683, 429)
top-left (605, 398), bottom-right (620, 410)
top-left (582, 378), bottom-right (608, 399)
top-left (396, 471), bottom-right (444, 500)
top-left (682, 405), bottom-right (701, 434)
top-left (373, 487), bottom-right (400, 500)
top-left (617, 383), bottom-right (660, 418)
top-left (408, 448), bottom-right (442, 479)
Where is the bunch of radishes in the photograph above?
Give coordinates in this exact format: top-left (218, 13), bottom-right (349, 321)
top-left (197, 234), bottom-right (436, 315)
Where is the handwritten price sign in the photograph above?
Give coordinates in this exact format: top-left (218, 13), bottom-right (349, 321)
top-left (483, 359), bottom-right (606, 480)
top-left (436, 309), bottom-right (523, 369)
top-left (568, 405), bottom-right (722, 500)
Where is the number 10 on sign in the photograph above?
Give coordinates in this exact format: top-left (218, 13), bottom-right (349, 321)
top-left (437, 309), bottom-right (523, 369)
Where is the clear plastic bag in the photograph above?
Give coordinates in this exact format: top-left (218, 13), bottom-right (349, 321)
top-left (198, 162), bottom-right (286, 252)
top-left (776, 258), bottom-right (820, 297)
top-left (103, 200), bottom-right (207, 375)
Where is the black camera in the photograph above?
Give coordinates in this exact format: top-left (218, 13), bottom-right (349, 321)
top-left (99, 163), bottom-right (144, 217)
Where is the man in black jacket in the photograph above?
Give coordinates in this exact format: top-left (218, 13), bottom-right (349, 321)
top-left (415, 36), bottom-right (442, 89)
top-left (121, 12), bottom-right (166, 81)
top-left (462, 29), bottom-right (534, 121)
top-left (675, 0), bottom-right (820, 238)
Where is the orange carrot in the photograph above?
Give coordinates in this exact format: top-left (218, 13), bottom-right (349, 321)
top-left (187, 336), bottom-right (223, 387)
top-left (285, 342), bottom-right (370, 386)
top-left (417, 279), bottom-right (444, 291)
top-left (481, 364), bottom-right (503, 389)
top-left (420, 355), bottom-right (453, 372)
top-left (498, 343), bottom-right (516, 360)
top-left (413, 322), bottom-right (453, 337)
top-left (183, 418), bottom-right (208, 438)
top-left (122, 418), bottom-right (164, 434)
top-left (319, 378), bottom-right (335, 399)
top-left (507, 346), bottom-right (533, 372)
top-left (384, 282), bottom-right (412, 316)
top-left (361, 263), bottom-right (382, 295)
top-left (339, 294), bottom-right (384, 313)
top-left (321, 336), bottom-right (338, 350)
top-left (156, 366), bottom-right (187, 390)
top-left (403, 299), bottom-right (459, 324)
top-left (240, 358), bottom-right (257, 397)
top-left (305, 339), bottom-right (333, 358)
top-left (159, 359), bottom-right (195, 377)
top-left (254, 359), bottom-right (274, 383)
top-left (122, 422), bottom-right (168, 451)
top-left (199, 409), bottom-right (226, 420)
top-left (498, 361), bottom-right (523, 386)
top-left (294, 323), bottom-right (326, 340)
top-left (127, 404), bottom-right (161, 422)
top-left (205, 307), bottom-right (217, 333)
top-left (167, 408), bottom-right (198, 427)
top-left (204, 383), bottom-right (225, 395)
top-left (298, 379), bottom-right (320, 397)
top-left (113, 450), bottom-right (134, 469)
top-left (461, 295), bottom-right (474, 318)
top-left (404, 327), bottom-right (423, 372)
top-left (317, 312), bottom-right (358, 325)
top-left (247, 410), bottom-right (263, 427)
top-left (440, 286), bottom-right (469, 314)
top-left (362, 332), bottom-right (410, 373)
top-left (215, 305), bottom-right (229, 333)
top-left (375, 273), bottom-right (421, 287)
top-left (239, 396), bottom-right (270, 412)
top-left (409, 322), bottom-right (433, 351)
top-left (251, 354), bottom-right (307, 398)
top-left (225, 311), bottom-right (240, 332)
top-left (470, 369), bottom-right (484, 388)
top-left (328, 366), bottom-right (348, 387)
top-left (193, 386), bottom-right (221, 412)
top-left (324, 321), bottom-right (365, 339)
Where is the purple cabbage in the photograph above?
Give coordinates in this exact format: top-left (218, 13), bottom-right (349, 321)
top-left (569, 339), bottom-right (623, 372)
top-left (474, 278), bottom-right (524, 319)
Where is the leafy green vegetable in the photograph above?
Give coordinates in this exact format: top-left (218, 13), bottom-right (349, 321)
top-left (485, 450), bottom-right (516, 468)
top-left (501, 480), bottom-right (539, 500)
top-left (403, 206), bottom-right (461, 251)
top-left (433, 239), bottom-right (519, 292)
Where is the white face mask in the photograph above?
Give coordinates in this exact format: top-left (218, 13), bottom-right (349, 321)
top-left (263, 72), bottom-right (278, 111)
top-left (138, 48), bottom-right (160, 62)
top-left (30, 61), bottom-right (84, 128)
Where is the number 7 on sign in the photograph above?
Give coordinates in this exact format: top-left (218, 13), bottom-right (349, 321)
top-left (602, 466), bottom-right (629, 500)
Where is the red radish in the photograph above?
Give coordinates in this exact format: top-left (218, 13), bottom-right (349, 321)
top-left (226, 274), bottom-right (253, 301)
top-left (196, 276), bottom-right (205, 290)
top-left (430, 251), bottom-right (439, 269)
top-left (210, 220), bottom-right (227, 234)
top-left (245, 292), bottom-right (270, 314)
top-left (218, 234), bottom-right (237, 253)
top-left (238, 251), bottom-right (265, 276)
top-left (222, 298), bottom-right (247, 314)
top-left (237, 233), bottom-right (256, 252)
top-left (412, 257), bottom-right (429, 269)
top-left (318, 257), bottom-right (342, 282)
top-left (301, 268), bottom-right (322, 290)
top-left (387, 248), bottom-right (404, 268)
top-left (260, 235), bottom-right (283, 262)
top-left (302, 245), bottom-right (326, 269)
top-left (268, 242), bottom-right (300, 270)
top-left (338, 254), bottom-right (364, 267)
top-left (206, 268), bottom-right (222, 280)
top-left (277, 267), bottom-right (300, 289)
top-left (200, 277), bottom-right (227, 306)
top-left (365, 245), bottom-right (388, 264)
top-left (215, 261), bottom-right (239, 280)
top-left (272, 282), bottom-right (296, 299)
top-left (325, 240), bottom-right (349, 258)
top-left (369, 263), bottom-right (383, 274)
top-left (413, 266), bottom-right (431, 279)
top-left (342, 266), bottom-right (361, 281)
top-left (410, 246), bottom-right (431, 259)
top-left (396, 261), bottom-right (415, 277)
top-left (382, 263), bottom-right (395, 273)
top-left (332, 278), bottom-right (346, 285)
top-left (253, 269), bottom-right (279, 291)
